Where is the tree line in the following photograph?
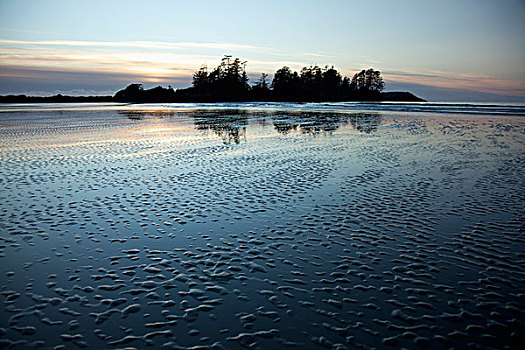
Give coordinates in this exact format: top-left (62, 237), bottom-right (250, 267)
top-left (0, 55), bottom-right (424, 103)
top-left (188, 55), bottom-right (385, 101)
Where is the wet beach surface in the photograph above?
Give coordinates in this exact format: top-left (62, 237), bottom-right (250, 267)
top-left (0, 103), bottom-right (524, 349)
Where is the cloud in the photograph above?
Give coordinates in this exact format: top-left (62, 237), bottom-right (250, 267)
top-left (0, 39), bottom-right (264, 51)
top-left (0, 44), bottom-right (211, 83)
top-left (382, 69), bottom-right (525, 97)
top-left (386, 81), bottom-right (525, 102)
top-left (0, 39), bottom-right (336, 89)
top-left (1, 39), bottom-right (524, 100)
top-left (0, 65), bottom-right (193, 96)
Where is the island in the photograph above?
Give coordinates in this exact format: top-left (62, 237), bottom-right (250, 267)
top-left (0, 55), bottom-right (425, 103)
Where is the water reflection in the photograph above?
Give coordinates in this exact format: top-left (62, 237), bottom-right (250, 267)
top-left (348, 113), bottom-right (381, 133)
top-left (119, 109), bottom-right (382, 142)
top-left (271, 111), bottom-right (346, 135)
top-left (191, 111), bottom-right (248, 145)
top-left (119, 110), bottom-right (177, 120)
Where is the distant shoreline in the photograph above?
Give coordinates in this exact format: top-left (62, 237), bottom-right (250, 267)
top-left (0, 90), bottom-right (425, 104)
top-left (0, 57), bottom-right (428, 104)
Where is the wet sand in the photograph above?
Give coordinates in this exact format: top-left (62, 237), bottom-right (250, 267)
top-left (0, 104), bottom-right (524, 349)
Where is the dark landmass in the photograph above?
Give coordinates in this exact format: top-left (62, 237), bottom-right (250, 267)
top-left (0, 55), bottom-right (426, 103)
top-left (379, 91), bottom-right (425, 102)
top-left (0, 88), bottom-right (424, 104)
top-left (0, 94), bottom-right (114, 103)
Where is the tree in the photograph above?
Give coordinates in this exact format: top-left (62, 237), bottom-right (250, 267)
top-left (191, 55), bottom-right (250, 99)
top-left (271, 66), bottom-right (299, 100)
top-left (271, 66), bottom-right (292, 90)
top-left (114, 83), bottom-right (143, 101)
top-left (251, 73), bottom-right (271, 100)
top-left (351, 69), bottom-right (385, 92)
top-left (124, 83), bottom-right (143, 93)
top-left (253, 73), bottom-right (268, 89)
top-left (341, 76), bottom-right (351, 96)
top-left (240, 61), bottom-right (249, 90)
top-left (321, 66), bottom-right (342, 97)
top-left (193, 65), bottom-right (208, 90)
top-left (187, 56), bottom-right (395, 102)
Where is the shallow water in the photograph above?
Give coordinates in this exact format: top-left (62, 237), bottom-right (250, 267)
top-left (0, 103), bottom-right (524, 349)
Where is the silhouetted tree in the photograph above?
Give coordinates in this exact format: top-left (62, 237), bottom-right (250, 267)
top-left (271, 66), bottom-right (300, 100)
top-left (298, 65), bottom-right (322, 98)
top-left (321, 66), bottom-right (343, 98)
top-left (114, 83), bottom-right (143, 101)
top-left (173, 56), bottom-right (419, 102)
top-left (113, 83), bottom-right (176, 102)
top-left (38, 56), bottom-right (425, 104)
top-left (341, 76), bottom-right (352, 96)
top-left (254, 73), bottom-right (269, 90)
top-left (191, 55), bottom-right (250, 100)
top-left (240, 60), bottom-right (249, 90)
top-left (193, 65), bottom-right (209, 91)
top-left (351, 69), bottom-right (385, 92)
top-left (252, 73), bottom-right (271, 99)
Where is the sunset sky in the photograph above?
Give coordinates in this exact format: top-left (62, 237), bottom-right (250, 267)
top-left (1, 0), bottom-right (524, 101)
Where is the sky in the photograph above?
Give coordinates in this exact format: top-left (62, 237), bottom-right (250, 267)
top-left (0, 0), bottom-right (524, 101)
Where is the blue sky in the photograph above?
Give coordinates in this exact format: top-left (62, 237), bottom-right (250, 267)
top-left (1, 0), bottom-right (524, 101)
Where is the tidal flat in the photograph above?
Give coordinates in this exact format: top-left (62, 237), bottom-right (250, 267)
top-left (0, 103), bottom-right (524, 349)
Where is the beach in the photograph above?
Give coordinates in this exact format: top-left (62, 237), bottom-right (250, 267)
top-left (0, 102), bottom-right (524, 349)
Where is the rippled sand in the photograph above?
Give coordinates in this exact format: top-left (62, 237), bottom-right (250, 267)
top-left (0, 104), bottom-right (524, 349)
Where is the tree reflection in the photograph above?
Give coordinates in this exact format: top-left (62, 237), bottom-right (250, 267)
top-left (271, 112), bottom-right (381, 135)
top-left (191, 110), bottom-right (248, 145)
top-left (118, 109), bottom-right (382, 142)
top-left (119, 110), bottom-right (176, 120)
top-left (348, 113), bottom-right (381, 133)
top-left (273, 119), bottom-right (297, 135)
